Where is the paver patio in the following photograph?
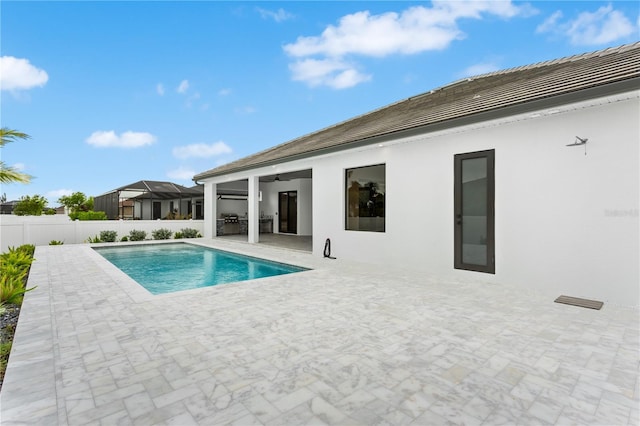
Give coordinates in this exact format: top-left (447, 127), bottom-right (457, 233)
top-left (1, 239), bottom-right (638, 425)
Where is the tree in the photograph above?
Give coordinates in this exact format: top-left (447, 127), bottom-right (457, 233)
top-left (13, 195), bottom-right (48, 216)
top-left (58, 191), bottom-right (94, 217)
top-left (0, 128), bottom-right (32, 184)
top-left (58, 192), bottom-right (87, 213)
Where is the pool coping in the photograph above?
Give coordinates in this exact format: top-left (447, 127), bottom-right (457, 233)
top-left (89, 240), bottom-right (317, 303)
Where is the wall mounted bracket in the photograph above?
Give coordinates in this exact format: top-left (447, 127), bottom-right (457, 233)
top-left (566, 136), bottom-right (588, 155)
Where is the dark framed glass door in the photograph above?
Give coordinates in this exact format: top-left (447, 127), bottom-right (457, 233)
top-left (153, 201), bottom-right (162, 220)
top-left (454, 149), bottom-right (495, 273)
top-left (279, 191), bottom-right (297, 234)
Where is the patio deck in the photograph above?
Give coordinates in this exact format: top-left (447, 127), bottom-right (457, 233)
top-left (1, 239), bottom-right (638, 425)
top-left (218, 233), bottom-right (313, 252)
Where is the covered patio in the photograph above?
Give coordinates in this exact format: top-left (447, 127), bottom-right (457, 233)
top-left (207, 169), bottom-right (313, 250)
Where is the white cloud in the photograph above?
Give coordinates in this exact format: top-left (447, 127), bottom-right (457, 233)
top-left (167, 166), bottom-right (196, 181)
top-left (185, 92), bottom-right (201, 108)
top-left (536, 10), bottom-right (563, 34)
top-left (283, 2), bottom-right (534, 89)
top-left (460, 62), bottom-right (500, 78)
top-left (156, 83), bottom-right (165, 96)
top-left (0, 56), bottom-right (49, 91)
top-left (86, 130), bottom-right (157, 148)
top-left (256, 7), bottom-right (294, 22)
top-left (47, 189), bottom-right (74, 199)
top-left (235, 105), bottom-right (257, 114)
top-left (177, 79), bottom-right (189, 94)
top-left (11, 162), bottom-right (26, 171)
top-left (172, 142), bottom-right (232, 159)
top-left (218, 88), bottom-right (232, 96)
top-left (289, 58), bottom-right (371, 89)
top-left (567, 6), bottom-right (636, 45)
top-left (537, 5), bottom-right (637, 45)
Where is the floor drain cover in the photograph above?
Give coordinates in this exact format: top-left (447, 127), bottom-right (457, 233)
top-left (554, 295), bottom-right (603, 310)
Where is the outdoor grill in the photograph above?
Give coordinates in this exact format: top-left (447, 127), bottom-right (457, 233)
top-left (224, 214), bottom-right (239, 224)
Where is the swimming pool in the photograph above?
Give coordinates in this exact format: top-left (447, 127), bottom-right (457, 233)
top-left (94, 243), bottom-right (308, 295)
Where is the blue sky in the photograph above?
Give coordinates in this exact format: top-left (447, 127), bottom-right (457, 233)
top-left (1, 1), bottom-right (638, 206)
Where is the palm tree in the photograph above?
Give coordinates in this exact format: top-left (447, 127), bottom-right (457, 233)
top-left (0, 128), bottom-right (32, 183)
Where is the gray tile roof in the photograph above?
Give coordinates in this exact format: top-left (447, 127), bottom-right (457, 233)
top-left (195, 43), bottom-right (640, 181)
top-left (102, 180), bottom-right (203, 197)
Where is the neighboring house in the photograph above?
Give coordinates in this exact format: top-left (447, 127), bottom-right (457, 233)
top-left (0, 200), bottom-right (18, 215)
top-left (94, 180), bottom-right (204, 220)
top-left (194, 43), bottom-right (639, 306)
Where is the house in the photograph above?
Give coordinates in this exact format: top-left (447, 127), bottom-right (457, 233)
top-left (194, 43), bottom-right (639, 306)
top-left (94, 180), bottom-right (204, 220)
top-left (0, 200), bottom-right (18, 215)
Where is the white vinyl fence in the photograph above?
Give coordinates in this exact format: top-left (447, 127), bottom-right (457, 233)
top-left (0, 215), bottom-right (205, 252)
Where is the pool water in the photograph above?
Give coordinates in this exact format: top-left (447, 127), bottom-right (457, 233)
top-left (94, 243), bottom-right (307, 295)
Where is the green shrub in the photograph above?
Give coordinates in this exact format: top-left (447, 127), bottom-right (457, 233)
top-left (0, 244), bottom-right (37, 305)
top-left (13, 195), bottom-right (47, 216)
top-left (73, 211), bottom-right (107, 221)
top-left (0, 251), bottom-right (34, 272)
top-left (180, 228), bottom-right (201, 238)
top-left (128, 230), bottom-right (147, 241)
top-left (0, 242), bottom-right (38, 386)
top-left (99, 230), bottom-right (118, 242)
top-left (49, 240), bottom-right (64, 245)
top-left (4, 245), bottom-right (35, 258)
top-left (0, 341), bottom-right (11, 381)
top-left (0, 264), bottom-right (27, 279)
top-left (17, 244), bottom-right (35, 257)
top-left (174, 232), bottom-right (183, 239)
top-left (45, 208), bottom-right (57, 215)
top-left (152, 228), bottom-right (173, 240)
top-left (86, 235), bottom-right (102, 243)
top-left (0, 272), bottom-right (34, 304)
top-left (120, 236), bottom-right (129, 242)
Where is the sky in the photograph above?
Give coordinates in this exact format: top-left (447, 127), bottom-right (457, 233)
top-left (1, 1), bottom-right (638, 206)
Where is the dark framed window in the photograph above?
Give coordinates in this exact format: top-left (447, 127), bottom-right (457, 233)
top-left (345, 164), bottom-right (385, 232)
top-left (454, 149), bottom-right (495, 273)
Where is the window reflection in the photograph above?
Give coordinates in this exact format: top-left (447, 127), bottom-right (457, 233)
top-left (345, 164), bottom-right (385, 232)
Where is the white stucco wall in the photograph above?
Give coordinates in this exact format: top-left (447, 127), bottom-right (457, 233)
top-left (200, 91), bottom-right (639, 306)
top-left (298, 178), bottom-right (313, 236)
top-left (318, 94), bottom-right (639, 305)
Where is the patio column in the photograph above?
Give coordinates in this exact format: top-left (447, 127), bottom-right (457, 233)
top-left (203, 182), bottom-right (216, 239)
top-left (248, 176), bottom-right (259, 244)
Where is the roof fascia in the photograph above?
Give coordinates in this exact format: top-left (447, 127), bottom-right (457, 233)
top-left (195, 77), bottom-right (639, 181)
